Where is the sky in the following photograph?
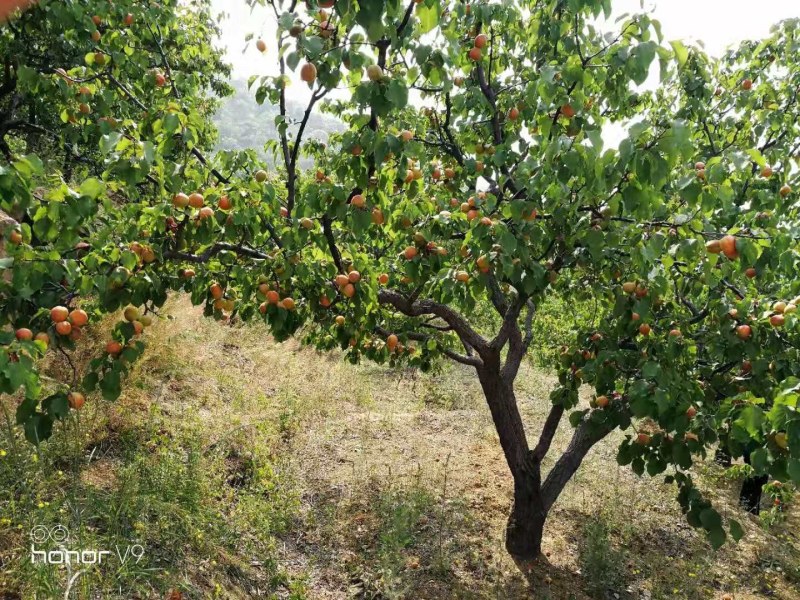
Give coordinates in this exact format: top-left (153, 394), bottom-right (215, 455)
top-left (211, 0), bottom-right (800, 81)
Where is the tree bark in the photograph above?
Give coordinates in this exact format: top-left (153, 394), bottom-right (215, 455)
top-left (506, 476), bottom-right (547, 558)
top-left (477, 355), bottom-right (548, 560)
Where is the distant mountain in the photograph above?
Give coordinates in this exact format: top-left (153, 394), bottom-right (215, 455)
top-left (213, 79), bottom-right (345, 166)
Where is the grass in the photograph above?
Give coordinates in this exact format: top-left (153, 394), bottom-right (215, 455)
top-left (1, 295), bottom-right (798, 599)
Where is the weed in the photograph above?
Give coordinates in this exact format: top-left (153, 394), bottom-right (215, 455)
top-left (578, 516), bottom-right (628, 599)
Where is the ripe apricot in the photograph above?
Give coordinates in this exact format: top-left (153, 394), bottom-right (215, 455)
top-left (387, 334), bottom-right (398, 351)
top-left (69, 309), bottom-right (88, 327)
top-left (770, 314), bottom-right (785, 327)
top-left (68, 392), bottom-right (85, 410)
top-left (51, 306), bottom-right (70, 323)
top-left (15, 328), bottom-right (33, 341)
top-left (300, 63), bottom-right (317, 83)
top-left (55, 321), bottom-right (72, 336)
top-left (720, 235), bottom-right (738, 259)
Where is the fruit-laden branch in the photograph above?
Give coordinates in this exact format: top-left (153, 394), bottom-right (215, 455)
top-left (107, 72), bottom-right (230, 186)
top-left (540, 415), bottom-right (612, 511)
top-left (375, 326), bottom-right (481, 367)
top-left (377, 288), bottom-right (488, 356)
top-left (164, 242), bottom-right (270, 263)
top-left (147, 19), bottom-right (181, 99)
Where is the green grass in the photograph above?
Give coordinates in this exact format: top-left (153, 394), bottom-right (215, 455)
top-left (0, 397), bottom-right (301, 599)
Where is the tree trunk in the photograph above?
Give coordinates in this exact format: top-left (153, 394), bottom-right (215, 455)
top-left (475, 354), bottom-right (609, 562)
top-left (506, 477), bottom-right (547, 559)
top-left (740, 450), bottom-right (767, 514)
top-left (477, 356), bottom-right (547, 560)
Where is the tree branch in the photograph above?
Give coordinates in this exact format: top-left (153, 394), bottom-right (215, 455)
top-left (164, 242), bottom-right (269, 263)
top-left (531, 404), bottom-right (565, 462)
top-left (377, 288), bottom-right (489, 355)
top-left (540, 414), bottom-right (611, 510)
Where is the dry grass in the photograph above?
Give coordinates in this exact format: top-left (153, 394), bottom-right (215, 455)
top-left (2, 295), bottom-right (798, 599)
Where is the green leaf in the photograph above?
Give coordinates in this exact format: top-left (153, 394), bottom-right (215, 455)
top-left (787, 458), bottom-right (800, 483)
top-left (670, 40), bottom-right (688, 66)
top-left (23, 414), bottom-right (53, 445)
top-left (750, 448), bottom-right (769, 474)
top-left (707, 526), bottom-right (727, 550)
top-left (386, 79), bottom-right (408, 109)
top-left (42, 393), bottom-right (70, 420)
top-left (729, 519), bottom-right (744, 542)
top-left (79, 178), bottom-right (105, 199)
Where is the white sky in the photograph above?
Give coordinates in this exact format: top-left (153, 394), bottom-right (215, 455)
top-left (212, 0), bottom-right (800, 82)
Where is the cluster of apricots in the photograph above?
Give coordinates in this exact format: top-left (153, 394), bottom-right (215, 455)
top-left (255, 282), bottom-right (296, 314)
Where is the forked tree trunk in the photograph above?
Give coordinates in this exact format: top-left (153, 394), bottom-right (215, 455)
top-left (476, 353), bottom-right (609, 561)
top-left (477, 355), bottom-right (556, 560)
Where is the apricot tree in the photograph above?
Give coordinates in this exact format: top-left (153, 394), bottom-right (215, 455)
top-left (2, 0), bottom-right (800, 561)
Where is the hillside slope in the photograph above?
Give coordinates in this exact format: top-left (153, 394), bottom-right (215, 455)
top-left (1, 297), bottom-right (798, 599)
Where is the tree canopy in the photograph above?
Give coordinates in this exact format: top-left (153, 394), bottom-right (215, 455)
top-left (1, 0), bottom-right (799, 559)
